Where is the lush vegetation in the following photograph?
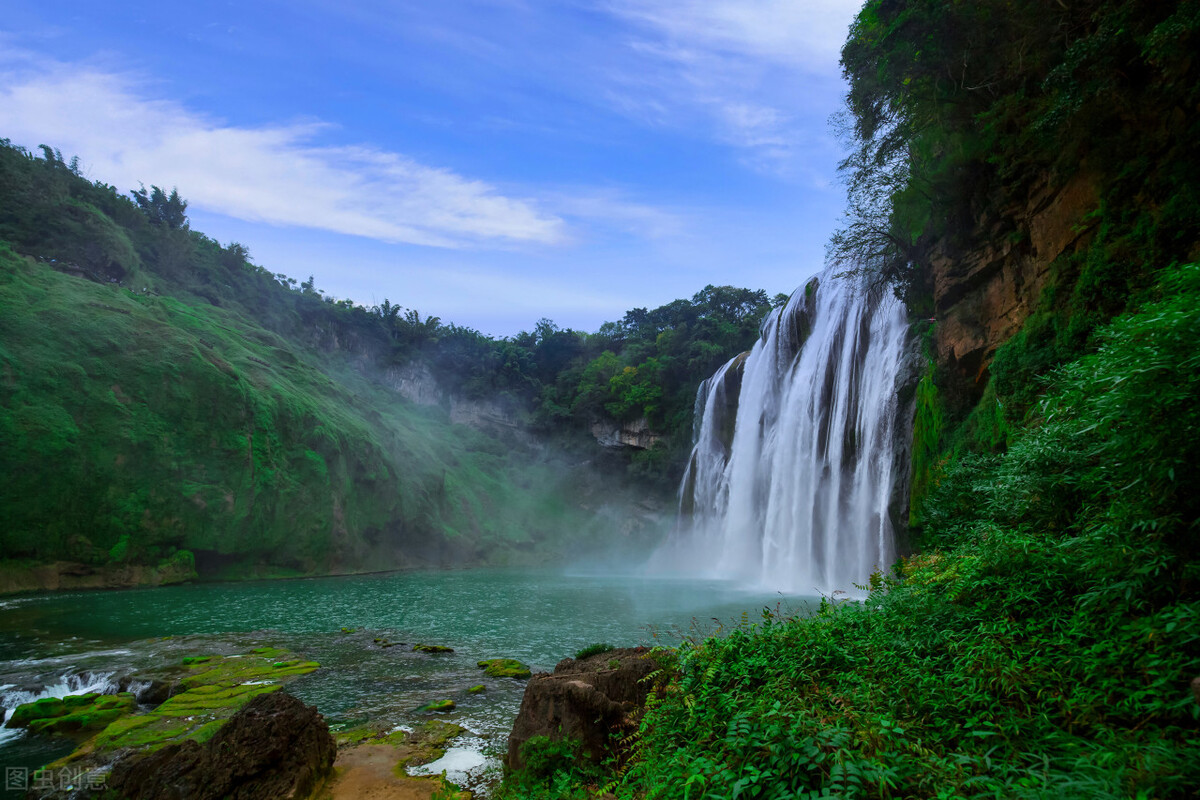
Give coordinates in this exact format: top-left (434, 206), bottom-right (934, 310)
top-left (379, 284), bottom-right (778, 487)
top-left (502, 262), bottom-right (1200, 799)
top-left (832, 0), bottom-right (1199, 317)
top-left (0, 238), bottom-right (606, 576)
top-left (497, 0), bottom-right (1200, 797)
top-left (605, 262), bottom-right (1200, 799)
top-left (0, 138), bottom-right (775, 577)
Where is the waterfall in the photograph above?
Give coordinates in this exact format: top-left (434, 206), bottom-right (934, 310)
top-left (657, 268), bottom-right (910, 595)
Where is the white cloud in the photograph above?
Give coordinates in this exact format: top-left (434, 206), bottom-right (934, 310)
top-left (551, 190), bottom-right (684, 241)
top-left (0, 60), bottom-right (566, 248)
top-left (600, 0), bottom-right (860, 176)
top-left (606, 0), bottom-right (860, 70)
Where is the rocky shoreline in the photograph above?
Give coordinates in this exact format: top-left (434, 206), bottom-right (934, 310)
top-left (3, 639), bottom-right (671, 800)
top-left (0, 560), bottom-right (198, 596)
top-left (4, 639), bottom-right (547, 799)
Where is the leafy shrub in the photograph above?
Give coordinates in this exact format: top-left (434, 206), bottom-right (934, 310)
top-left (493, 736), bottom-right (604, 800)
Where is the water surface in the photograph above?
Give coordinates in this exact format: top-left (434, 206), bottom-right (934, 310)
top-left (0, 567), bottom-right (817, 792)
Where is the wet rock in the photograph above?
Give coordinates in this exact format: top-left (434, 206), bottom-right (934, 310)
top-left (413, 643), bottom-right (454, 653)
top-left (506, 646), bottom-right (662, 772)
top-left (131, 679), bottom-right (176, 706)
top-left (106, 690), bottom-right (335, 800)
top-left (928, 170), bottom-right (1098, 394)
top-left (7, 693), bottom-right (135, 734)
top-left (417, 699), bottom-right (456, 713)
top-left (477, 658), bottom-right (531, 679)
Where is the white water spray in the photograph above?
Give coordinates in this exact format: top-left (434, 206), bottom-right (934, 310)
top-left (0, 671), bottom-right (120, 746)
top-left (655, 269), bottom-right (910, 595)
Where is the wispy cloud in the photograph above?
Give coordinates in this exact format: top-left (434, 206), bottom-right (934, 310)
top-left (551, 189), bottom-right (684, 241)
top-left (606, 0), bottom-right (859, 70)
top-left (600, 0), bottom-right (860, 176)
top-left (0, 59), bottom-right (566, 248)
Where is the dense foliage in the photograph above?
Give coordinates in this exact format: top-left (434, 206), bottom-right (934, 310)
top-left (610, 262), bottom-right (1200, 799)
top-left (391, 284), bottom-right (777, 481)
top-left (0, 137), bottom-right (774, 574)
top-left (832, 0), bottom-right (1200, 317)
top-left (496, 1), bottom-right (1200, 797)
top-left (0, 238), bottom-right (615, 576)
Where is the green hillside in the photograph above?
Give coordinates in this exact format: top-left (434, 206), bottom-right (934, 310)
top-left (0, 144), bottom-right (658, 582)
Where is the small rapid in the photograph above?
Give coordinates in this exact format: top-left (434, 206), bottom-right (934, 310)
top-left (0, 671), bottom-right (121, 747)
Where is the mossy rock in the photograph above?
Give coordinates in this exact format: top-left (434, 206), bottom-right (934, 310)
top-left (9, 693), bottom-right (136, 735)
top-left (334, 724), bottom-right (395, 747)
top-left (373, 637), bottom-right (404, 648)
top-left (396, 720), bottom-right (467, 769)
top-left (477, 658), bottom-right (531, 679)
top-left (180, 656), bottom-right (214, 665)
top-left (180, 652), bottom-right (318, 688)
top-left (416, 699), bottom-right (456, 713)
top-left (467, 684), bottom-right (485, 694)
top-left (413, 643), bottom-right (454, 654)
top-left (70, 647), bottom-right (318, 758)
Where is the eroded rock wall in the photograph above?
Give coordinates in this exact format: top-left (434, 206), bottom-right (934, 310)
top-left (929, 171), bottom-right (1099, 388)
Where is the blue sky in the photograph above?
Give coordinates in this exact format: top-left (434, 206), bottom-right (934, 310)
top-left (1, 1), bottom-right (863, 336)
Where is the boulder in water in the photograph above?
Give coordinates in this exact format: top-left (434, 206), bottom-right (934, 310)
top-left (106, 690), bottom-right (335, 800)
top-left (417, 699), bottom-right (456, 713)
top-left (505, 647), bottom-right (662, 772)
top-left (477, 658), bottom-right (531, 678)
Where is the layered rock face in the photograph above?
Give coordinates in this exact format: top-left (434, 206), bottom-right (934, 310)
top-left (385, 361), bottom-right (531, 443)
top-left (506, 647), bottom-right (661, 772)
top-left (590, 417), bottom-right (663, 450)
top-left (929, 171), bottom-right (1099, 387)
top-left (106, 691), bottom-right (336, 800)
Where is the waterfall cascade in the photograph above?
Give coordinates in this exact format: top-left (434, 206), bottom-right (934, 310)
top-left (656, 269), bottom-right (911, 595)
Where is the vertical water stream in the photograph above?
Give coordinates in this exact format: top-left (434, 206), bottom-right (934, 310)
top-left (660, 269), bottom-right (910, 595)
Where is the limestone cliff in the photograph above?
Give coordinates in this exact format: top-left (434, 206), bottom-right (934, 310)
top-left (929, 171), bottom-right (1099, 390)
top-left (589, 417), bottom-right (663, 450)
top-left (383, 361), bottom-right (534, 446)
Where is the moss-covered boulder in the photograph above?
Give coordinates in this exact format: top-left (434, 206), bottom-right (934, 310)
top-left (7, 692), bottom-right (136, 735)
top-left (413, 643), bottom-right (454, 653)
top-left (50, 647), bottom-right (319, 766)
top-left (477, 658), bottom-right (532, 679)
top-left (467, 684), bottom-right (486, 694)
top-left (416, 699), bottom-right (456, 713)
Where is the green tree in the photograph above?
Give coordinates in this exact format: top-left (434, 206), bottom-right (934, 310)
top-left (131, 183), bottom-right (188, 229)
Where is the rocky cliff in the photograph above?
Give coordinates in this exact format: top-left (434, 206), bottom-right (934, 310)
top-left (929, 171), bottom-right (1099, 391)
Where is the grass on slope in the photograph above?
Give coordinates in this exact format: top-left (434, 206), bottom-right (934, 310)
top-left (0, 244), bottom-right (620, 576)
